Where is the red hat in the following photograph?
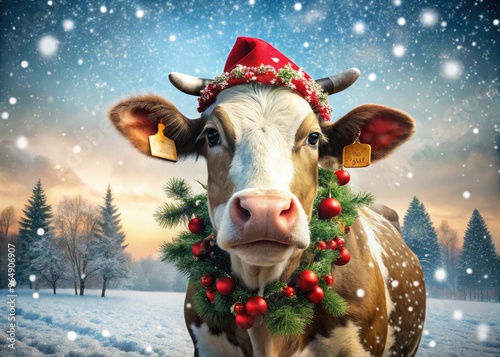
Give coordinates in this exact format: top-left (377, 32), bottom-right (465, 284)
top-left (198, 37), bottom-right (332, 121)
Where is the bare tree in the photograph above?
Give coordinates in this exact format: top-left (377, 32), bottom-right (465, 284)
top-left (438, 220), bottom-right (460, 298)
top-left (0, 206), bottom-right (16, 239)
top-left (54, 195), bottom-right (100, 296)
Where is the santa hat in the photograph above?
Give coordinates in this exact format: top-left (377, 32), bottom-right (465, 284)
top-left (197, 37), bottom-right (332, 120)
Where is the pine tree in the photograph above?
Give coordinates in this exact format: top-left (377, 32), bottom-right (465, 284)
top-left (94, 186), bottom-right (129, 297)
top-left (402, 197), bottom-right (443, 290)
top-left (17, 180), bottom-right (53, 288)
top-left (457, 209), bottom-right (497, 301)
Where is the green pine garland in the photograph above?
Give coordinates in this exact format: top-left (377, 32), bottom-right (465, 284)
top-left (159, 168), bottom-right (374, 336)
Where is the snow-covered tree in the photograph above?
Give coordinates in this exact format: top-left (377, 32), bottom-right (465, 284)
top-left (54, 195), bottom-right (100, 296)
top-left (18, 180), bottom-right (53, 288)
top-left (457, 209), bottom-right (497, 301)
top-left (437, 220), bottom-right (460, 298)
top-left (30, 232), bottom-right (67, 294)
top-left (402, 196), bottom-right (443, 290)
top-left (94, 186), bottom-right (130, 297)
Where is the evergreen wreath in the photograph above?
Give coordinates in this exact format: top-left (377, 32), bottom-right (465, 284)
top-left (158, 168), bottom-right (374, 335)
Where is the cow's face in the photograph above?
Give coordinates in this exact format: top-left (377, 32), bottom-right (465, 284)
top-left (109, 85), bottom-right (415, 291)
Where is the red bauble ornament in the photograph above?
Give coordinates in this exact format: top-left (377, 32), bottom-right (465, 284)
top-left (200, 274), bottom-right (214, 288)
top-left (188, 217), bottom-right (205, 234)
top-left (323, 274), bottom-right (334, 285)
top-left (318, 197), bottom-right (342, 219)
top-left (316, 241), bottom-right (327, 251)
top-left (297, 270), bottom-right (319, 291)
top-left (206, 289), bottom-right (216, 303)
top-left (192, 239), bottom-right (212, 258)
top-left (307, 285), bottom-right (325, 304)
top-left (334, 169), bottom-right (351, 186)
top-left (234, 302), bottom-right (245, 314)
top-left (334, 237), bottom-right (345, 248)
top-left (326, 239), bottom-right (338, 250)
top-left (334, 247), bottom-right (351, 266)
top-left (246, 296), bottom-right (268, 317)
top-left (235, 312), bottom-right (255, 329)
top-left (282, 285), bottom-right (296, 297)
top-left (216, 276), bottom-right (235, 295)
top-left (345, 226), bottom-right (351, 234)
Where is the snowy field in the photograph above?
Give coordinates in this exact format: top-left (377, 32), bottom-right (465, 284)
top-left (1, 289), bottom-right (499, 356)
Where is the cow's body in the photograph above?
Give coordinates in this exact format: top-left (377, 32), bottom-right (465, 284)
top-left (109, 38), bottom-right (425, 357)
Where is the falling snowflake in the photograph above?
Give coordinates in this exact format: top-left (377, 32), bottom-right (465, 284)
top-left (397, 17), bottom-right (406, 26)
top-left (434, 268), bottom-right (447, 282)
top-left (463, 191), bottom-right (471, 199)
top-left (29, 274), bottom-right (37, 282)
top-left (294, 3), bottom-right (302, 11)
top-left (392, 45), bottom-right (405, 57)
top-left (476, 324), bottom-right (490, 341)
top-left (33, 292), bottom-right (39, 299)
top-left (9, 97), bottom-right (17, 105)
top-left (37, 228), bottom-right (45, 236)
top-left (356, 288), bottom-right (365, 298)
top-left (453, 310), bottom-right (463, 320)
top-left (38, 35), bottom-right (59, 57)
top-left (63, 19), bottom-right (75, 31)
top-left (136, 9), bottom-right (145, 18)
top-left (353, 21), bottom-right (366, 35)
top-left (67, 331), bottom-right (77, 341)
top-left (16, 136), bottom-right (28, 149)
top-left (1, 112), bottom-right (8, 120)
top-left (420, 9), bottom-right (439, 27)
top-left (21, 60), bottom-right (29, 68)
top-left (441, 60), bottom-right (463, 80)
top-left (368, 73), bottom-right (376, 81)
top-left (102, 330), bottom-right (110, 337)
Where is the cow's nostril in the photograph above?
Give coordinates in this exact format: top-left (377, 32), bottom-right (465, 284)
top-left (279, 199), bottom-right (295, 219)
top-left (234, 197), bottom-right (251, 223)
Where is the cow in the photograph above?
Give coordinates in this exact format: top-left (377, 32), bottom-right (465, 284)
top-left (108, 37), bottom-right (425, 357)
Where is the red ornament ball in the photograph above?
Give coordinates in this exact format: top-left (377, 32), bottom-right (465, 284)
top-left (318, 197), bottom-right (342, 219)
top-left (323, 274), bottom-right (334, 285)
top-left (334, 169), bottom-right (351, 186)
top-left (188, 217), bottom-right (205, 234)
top-left (316, 241), bottom-right (327, 251)
top-left (334, 247), bottom-right (351, 266)
top-left (235, 312), bottom-right (255, 329)
top-left (200, 274), bottom-right (214, 288)
top-left (234, 302), bottom-right (245, 314)
top-left (297, 270), bottom-right (319, 291)
top-left (307, 285), bottom-right (325, 304)
top-left (282, 285), bottom-right (296, 297)
top-left (345, 226), bottom-right (351, 234)
top-left (216, 276), bottom-right (235, 295)
top-left (334, 237), bottom-right (345, 248)
top-left (246, 296), bottom-right (268, 317)
top-left (192, 239), bottom-right (211, 258)
top-left (326, 239), bottom-right (338, 250)
top-left (206, 289), bottom-right (216, 303)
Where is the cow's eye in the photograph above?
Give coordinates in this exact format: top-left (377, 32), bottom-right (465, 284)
top-left (307, 132), bottom-right (320, 146)
top-left (207, 128), bottom-right (221, 147)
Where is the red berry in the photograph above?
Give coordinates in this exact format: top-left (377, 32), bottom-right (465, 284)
top-left (246, 296), bottom-right (268, 317)
top-left (345, 226), bottom-right (351, 233)
top-left (297, 270), bottom-right (318, 291)
top-left (200, 274), bottom-right (214, 288)
top-left (216, 276), bottom-right (235, 295)
top-left (188, 217), bottom-right (205, 234)
top-left (192, 239), bottom-right (211, 258)
top-left (316, 241), bottom-right (327, 251)
top-left (326, 239), bottom-right (338, 250)
top-left (235, 312), bottom-right (255, 329)
top-left (283, 285), bottom-right (295, 297)
top-left (323, 274), bottom-right (334, 285)
top-left (318, 197), bottom-right (342, 219)
top-left (234, 302), bottom-right (245, 313)
top-left (334, 237), bottom-right (345, 248)
top-left (334, 247), bottom-right (351, 266)
top-left (206, 289), bottom-right (216, 303)
top-left (334, 170), bottom-right (351, 186)
top-left (307, 286), bottom-right (324, 304)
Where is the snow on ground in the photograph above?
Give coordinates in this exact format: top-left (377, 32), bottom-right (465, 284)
top-left (1, 289), bottom-right (499, 356)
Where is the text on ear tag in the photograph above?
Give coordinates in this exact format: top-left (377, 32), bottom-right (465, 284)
top-left (342, 140), bottom-right (371, 168)
top-left (149, 122), bottom-right (178, 162)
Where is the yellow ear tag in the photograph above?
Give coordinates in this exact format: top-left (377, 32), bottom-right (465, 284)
top-left (149, 122), bottom-right (178, 162)
top-left (342, 132), bottom-right (371, 168)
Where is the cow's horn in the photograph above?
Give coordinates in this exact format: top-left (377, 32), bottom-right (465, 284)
top-left (315, 68), bottom-right (360, 95)
top-left (168, 72), bottom-right (212, 96)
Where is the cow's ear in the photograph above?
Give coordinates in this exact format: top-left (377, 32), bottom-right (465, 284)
top-left (319, 104), bottom-right (415, 168)
top-left (108, 94), bottom-right (203, 159)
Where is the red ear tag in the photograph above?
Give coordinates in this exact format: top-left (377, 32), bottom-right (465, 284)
top-left (149, 122), bottom-right (178, 162)
top-left (342, 131), bottom-right (371, 168)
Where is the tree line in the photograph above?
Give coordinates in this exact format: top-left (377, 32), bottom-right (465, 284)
top-left (402, 196), bottom-right (499, 302)
top-left (0, 180), bottom-right (129, 297)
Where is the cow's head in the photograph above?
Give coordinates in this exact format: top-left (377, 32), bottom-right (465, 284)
top-left (109, 38), bottom-right (415, 292)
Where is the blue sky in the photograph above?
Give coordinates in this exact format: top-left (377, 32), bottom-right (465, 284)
top-left (1, 0), bottom-right (498, 258)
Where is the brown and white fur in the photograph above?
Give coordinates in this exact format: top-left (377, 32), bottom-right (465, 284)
top-left (109, 83), bottom-right (425, 357)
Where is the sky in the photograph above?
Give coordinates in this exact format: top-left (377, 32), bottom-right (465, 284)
top-left (0, 0), bottom-right (498, 260)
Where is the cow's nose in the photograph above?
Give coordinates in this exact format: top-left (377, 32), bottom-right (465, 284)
top-left (229, 191), bottom-right (299, 242)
